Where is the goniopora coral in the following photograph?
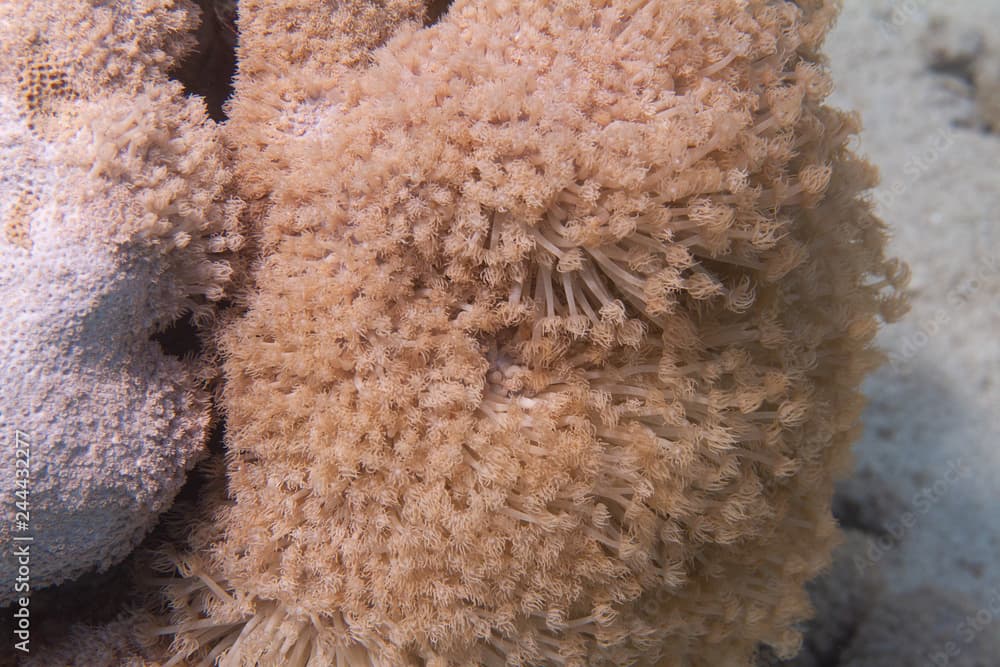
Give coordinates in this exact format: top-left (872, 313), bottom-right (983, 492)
top-left (38, 0), bottom-right (908, 665)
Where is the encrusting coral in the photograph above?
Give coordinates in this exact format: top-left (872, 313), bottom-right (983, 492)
top-left (151, 0), bottom-right (908, 665)
top-left (0, 0), bottom-right (241, 601)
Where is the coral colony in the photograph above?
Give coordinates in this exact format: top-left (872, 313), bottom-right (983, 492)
top-left (2, 1), bottom-right (906, 666)
top-left (0, 0), bottom-right (240, 602)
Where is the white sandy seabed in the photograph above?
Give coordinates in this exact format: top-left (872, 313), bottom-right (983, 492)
top-left (824, 0), bottom-right (1000, 608)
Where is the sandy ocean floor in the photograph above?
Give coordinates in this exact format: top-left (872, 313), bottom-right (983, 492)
top-left (825, 0), bottom-right (1000, 608)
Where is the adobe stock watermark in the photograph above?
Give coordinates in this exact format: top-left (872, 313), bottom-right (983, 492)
top-left (928, 583), bottom-right (1000, 666)
top-left (876, 0), bottom-right (931, 40)
top-left (888, 251), bottom-right (1000, 373)
top-left (10, 428), bottom-right (32, 655)
top-left (871, 126), bottom-right (956, 213)
top-left (853, 455), bottom-right (971, 575)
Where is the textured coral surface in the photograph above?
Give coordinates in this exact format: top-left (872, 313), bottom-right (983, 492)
top-left (154, 1), bottom-right (905, 666)
top-left (0, 0), bottom-right (239, 600)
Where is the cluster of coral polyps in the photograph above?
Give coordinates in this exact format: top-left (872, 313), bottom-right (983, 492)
top-left (0, 0), bottom-right (240, 600)
top-left (147, 1), bottom-right (907, 666)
